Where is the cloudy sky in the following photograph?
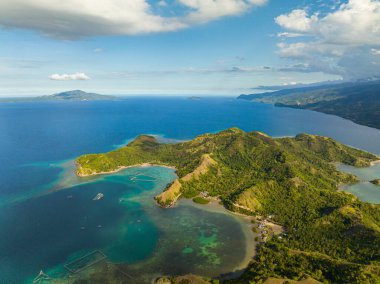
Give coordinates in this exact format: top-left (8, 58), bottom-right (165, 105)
top-left (0, 0), bottom-right (379, 96)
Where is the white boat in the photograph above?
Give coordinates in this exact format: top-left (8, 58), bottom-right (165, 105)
top-left (93, 193), bottom-right (104, 200)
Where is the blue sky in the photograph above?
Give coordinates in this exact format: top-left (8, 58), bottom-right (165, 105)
top-left (0, 0), bottom-right (379, 96)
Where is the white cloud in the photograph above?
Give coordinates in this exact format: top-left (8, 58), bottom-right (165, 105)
top-left (283, 82), bottom-right (297, 86)
top-left (157, 1), bottom-right (167, 7)
top-left (371, 48), bottom-right (380, 55)
top-left (317, 0), bottom-right (380, 46)
top-left (94, 48), bottom-right (103, 53)
top-left (0, 0), bottom-right (267, 39)
top-left (49, 72), bottom-right (90, 81)
top-left (277, 42), bottom-right (345, 59)
top-left (178, 0), bottom-right (267, 24)
top-left (275, 0), bottom-right (380, 80)
top-left (277, 32), bottom-right (305, 38)
top-left (275, 9), bottom-right (318, 32)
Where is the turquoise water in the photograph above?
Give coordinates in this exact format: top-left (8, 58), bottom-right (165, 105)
top-left (337, 163), bottom-right (380, 204)
top-left (2, 165), bottom-right (251, 283)
top-left (1, 97), bottom-right (380, 282)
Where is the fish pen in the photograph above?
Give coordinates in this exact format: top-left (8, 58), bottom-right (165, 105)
top-left (64, 250), bottom-right (107, 274)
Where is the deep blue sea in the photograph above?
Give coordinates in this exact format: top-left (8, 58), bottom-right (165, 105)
top-left (1, 97), bottom-right (380, 283)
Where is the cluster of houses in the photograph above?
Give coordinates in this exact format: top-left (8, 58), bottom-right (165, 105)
top-left (255, 214), bottom-right (288, 242)
top-left (199, 191), bottom-right (208, 198)
top-left (256, 215), bottom-right (274, 242)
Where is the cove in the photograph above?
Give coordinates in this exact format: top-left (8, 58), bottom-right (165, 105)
top-left (338, 162), bottom-right (380, 204)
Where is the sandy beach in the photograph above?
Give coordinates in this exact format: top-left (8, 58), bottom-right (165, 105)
top-left (76, 163), bottom-right (176, 177)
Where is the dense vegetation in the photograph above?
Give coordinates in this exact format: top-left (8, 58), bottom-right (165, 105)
top-left (238, 81), bottom-right (380, 129)
top-left (193, 197), bottom-right (210, 204)
top-left (76, 128), bottom-right (380, 283)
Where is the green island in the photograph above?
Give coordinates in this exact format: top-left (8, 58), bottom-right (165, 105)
top-left (76, 128), bottom-right (380, 283)
top-left (0, 90), bottom-right (117, 103)
top-left (370, 179), bottom-right (380, 186)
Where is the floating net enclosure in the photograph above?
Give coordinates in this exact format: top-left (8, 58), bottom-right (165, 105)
top-left (64, 250), bottom-right (107, 274)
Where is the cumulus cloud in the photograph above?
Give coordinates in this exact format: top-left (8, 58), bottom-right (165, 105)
top-left (49, 72), bottom-right (90, 81)
top-left (275, 9), bottom-right (318, 32)
top-left (275, 0), bottom-right (380, 80)
top-left (0, 0), bottom-right (267, 39)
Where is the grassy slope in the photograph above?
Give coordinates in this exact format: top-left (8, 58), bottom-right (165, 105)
top-left (238, 81), bottom-right (380, 129)
top-left (76, 128), bottom-right (380, 283)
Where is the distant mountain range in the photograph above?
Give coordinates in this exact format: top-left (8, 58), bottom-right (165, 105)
top-left (0, 90), bottom-right (117, 102)
top-left (239, 80), bottom-right (380, 129)
top-left (253, 80), bottom-right (348, 91)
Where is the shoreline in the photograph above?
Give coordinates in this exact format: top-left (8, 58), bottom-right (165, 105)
top-left (370, 160), bottom-right (380, 166)
top-left (76, 163), bottom-right (177, 177)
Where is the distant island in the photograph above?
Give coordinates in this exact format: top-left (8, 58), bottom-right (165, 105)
top-left (188, 96), bottom-right (202, 100)
top-left (371, 179), bottom-right (380, 186)
top-left (76, 128), bottom-right (380, 283)
top-left (0, 90), bottom-right (117, 102)
top-left (238, 80), bottom-right (380, 129)
top-left (38, 90), bottom-right (117, 101)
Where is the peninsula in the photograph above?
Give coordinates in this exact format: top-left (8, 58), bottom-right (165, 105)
top-left (238, 80), bottom-right (380, 129)
top-left (76, 128), bottom-right (380, 283)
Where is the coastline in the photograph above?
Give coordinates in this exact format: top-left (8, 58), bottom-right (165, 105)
top-left (371, 160), bottom-right (380, 166)
top-left (76, 163), bottom-right (177, 177)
